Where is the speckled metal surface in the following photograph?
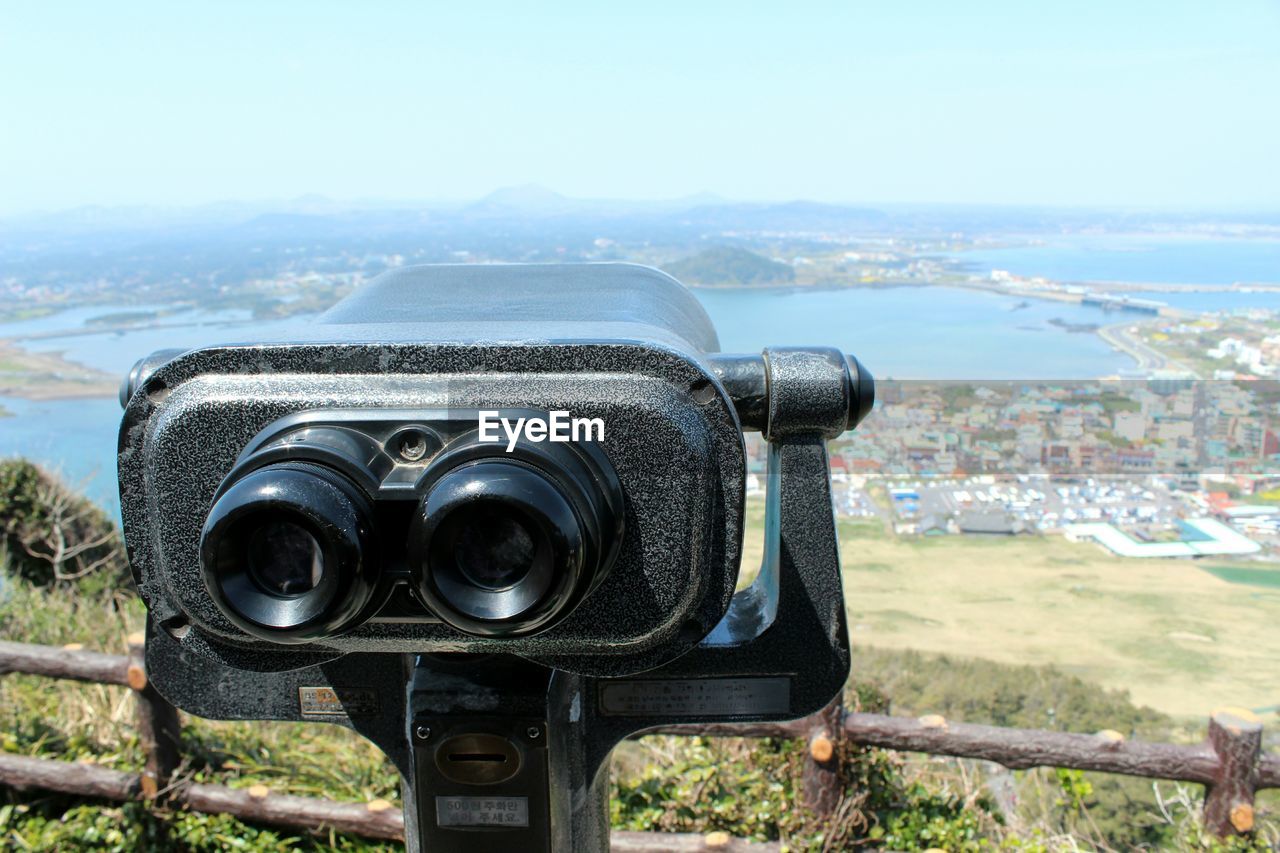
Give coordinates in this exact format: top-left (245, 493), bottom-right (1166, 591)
top-left (122, 358), bottom-right (742, 677)
top-left (710, 350), bottom-right (875, 436)
top-left (119, 264), bottom-right (746, 677)
top-left (764, 347), bottom-right (853, 440)
top-left (121, 263), bottom-right (871, 853)
top-left (317, 263), bottom-right (722, 355)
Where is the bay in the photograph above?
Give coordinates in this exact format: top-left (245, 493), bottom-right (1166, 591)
top-left (10, 308), bottom-right (310, 377)
top-left (0, 285), bottom-right (1131, 510)
top-left (1, 272), bottom-right (1276, 511)
top-left (695, 285), bottom-right (1129, 379)
top-left (950, 234), bottom-right (1280, 288)
top-left (0, 396), bottom-right (124, 512)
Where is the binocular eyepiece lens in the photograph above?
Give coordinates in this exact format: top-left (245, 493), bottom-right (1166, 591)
top-left (199, 463), bottom-right (377, 643)
top-left (411, 453), bottom-right (620, 637)
top-left (246, 520), bottom-right (324, 596)
top-left (412, 461), bottom-right (576, 633)
top-left (449, 507), bottom-right (538, 591)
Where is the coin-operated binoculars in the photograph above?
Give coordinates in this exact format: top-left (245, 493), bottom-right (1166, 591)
top-left (118, 263), bottom-right (873, 852)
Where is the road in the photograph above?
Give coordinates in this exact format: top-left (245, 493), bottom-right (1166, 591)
top-left (1097, 322), bottom-right (1175, 373)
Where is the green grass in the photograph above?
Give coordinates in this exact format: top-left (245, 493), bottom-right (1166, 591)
top-left (0, 574), bottom-right (400, 851)
top-left (1200, 564), bottom-right (1280, 589)
top-left (839, 531), bottom-right (1280, 717)
top-left (839, 518), bottom-right (889, 540)
top-left (2, 569), bottom-right (1276, 850)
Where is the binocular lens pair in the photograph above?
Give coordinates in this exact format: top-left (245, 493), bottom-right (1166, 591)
top-left (200, 437), bottom-right (623, 644)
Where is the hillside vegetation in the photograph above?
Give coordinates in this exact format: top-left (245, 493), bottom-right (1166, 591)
top-left (665, 246), bottom-right (795, 287)
top-left (0, 460), bottom-right (1274, 850)
top-left (838, 527), bottom-right (1280, 716)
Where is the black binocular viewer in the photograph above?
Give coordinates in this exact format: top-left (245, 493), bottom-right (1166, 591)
top-left (197, 404), bottom-right (626, 645)
top-left (118, 263), bottom-right (873, 852)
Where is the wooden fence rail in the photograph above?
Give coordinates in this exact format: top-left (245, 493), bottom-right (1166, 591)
top-left (0, 639), bottom-right (1275, 844)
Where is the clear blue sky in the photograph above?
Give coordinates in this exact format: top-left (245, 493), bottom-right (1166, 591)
top-left (2, 1), bottom-right (1278, 214)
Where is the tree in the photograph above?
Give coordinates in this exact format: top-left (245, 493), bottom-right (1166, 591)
top-left (0, 459), bottom-right (128, 587)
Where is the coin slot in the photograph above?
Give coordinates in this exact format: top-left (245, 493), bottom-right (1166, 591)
top-left (434, 733), bottom-right (522, 785)
top-left (448, 752), bottom-right (507, 763)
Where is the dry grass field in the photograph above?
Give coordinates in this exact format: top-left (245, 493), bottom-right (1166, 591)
top-left (740, 498), bottom-right (1280, 719)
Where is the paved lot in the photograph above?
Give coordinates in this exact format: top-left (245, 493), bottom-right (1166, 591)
top-left (841, 475), bottom-right (1194, 537)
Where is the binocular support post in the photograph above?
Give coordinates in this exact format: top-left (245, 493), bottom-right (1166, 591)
top-left (141, 347), bottom-right (864, 852)
top-left (391, 348), bottom-right (858, 852)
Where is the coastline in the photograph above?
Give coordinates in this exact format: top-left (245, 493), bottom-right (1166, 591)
top-left (1095, 322), bottom-right (1181, 374)
top-left (692, 275), bottom-right (1280, 298)
top-left (693, 277), bottom-right (1199, 378)
top-left (695, 277), bottom-right (1280, 289)
top-left (0, 382), bottom-right (118, 401)
top-left (0, 340), bottom-right (119, 401)
top-left (0, 272), bottom-right (1248, 400)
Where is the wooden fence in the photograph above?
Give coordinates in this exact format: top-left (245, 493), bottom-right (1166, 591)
top-left (0, 637), bottom-right (1275, 847)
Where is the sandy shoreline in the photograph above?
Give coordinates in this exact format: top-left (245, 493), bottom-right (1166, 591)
top-left (0, 340), bottom-right (119, 401)
top-left (0, 382), bottom-right (118, 401)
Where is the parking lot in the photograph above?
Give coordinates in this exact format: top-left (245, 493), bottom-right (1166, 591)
top-left (837, 475), bottom-right (1197, 537)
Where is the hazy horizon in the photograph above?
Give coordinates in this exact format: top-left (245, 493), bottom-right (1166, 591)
top-left (6, 183), bottom-right (1280, 223)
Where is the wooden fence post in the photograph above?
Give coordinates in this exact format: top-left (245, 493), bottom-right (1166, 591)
top-left (801, 698), bottom-right (843, 818)
top-left (127, 632), bottom-right (182, 799)
top-left (1203, 707), bottom-right (1262, 837)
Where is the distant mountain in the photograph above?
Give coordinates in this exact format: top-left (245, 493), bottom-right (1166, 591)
top-left (0, 195), bottom-right (434, 241)
top-left (468, 184), bottom-right (578, 215)
top-left (1, 189), bottom-right (892, 240)
top-left (9, 192), bottom-right (1279, 245)
top-left (666, 246), bottom-right (795, 287)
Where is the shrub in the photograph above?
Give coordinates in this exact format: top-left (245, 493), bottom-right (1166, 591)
top-left (611, 732), bottom-right (1006, 851)
top-left (852, 645), bottom-right (1169, 737)
top-left (0, 459), bottom-right (129, 589)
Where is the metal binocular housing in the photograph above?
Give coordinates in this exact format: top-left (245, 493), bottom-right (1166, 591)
top-left (118, 263), bottom-right (874, 853)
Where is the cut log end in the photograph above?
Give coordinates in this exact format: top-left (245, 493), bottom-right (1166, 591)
top-left (1230, 803), bottom-right (1255, 833)
top-left (125, 664), bottom-right (148, 691)
top-left (808, 735), bottom-right (834, 763)
top-left (1096, 729), bottom-right (1124, 742)
top-left (140, 775), bottom-right (159, 799)
top-left (1211, 707), bottom-right (1263, 734)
